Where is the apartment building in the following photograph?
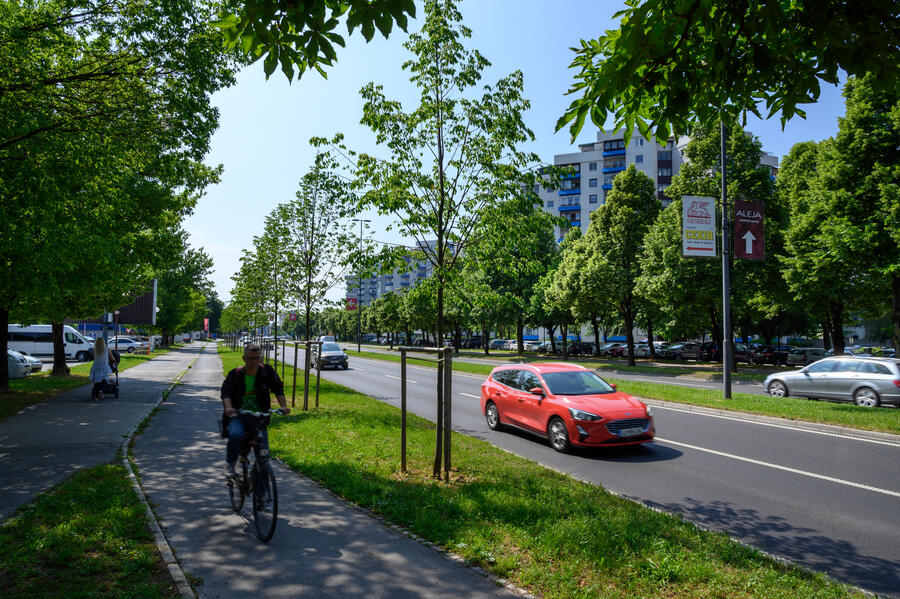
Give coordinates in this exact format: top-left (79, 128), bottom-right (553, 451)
top-left (345, 240), bottom-right (438, 306)
top-left (540, 129), bottom-right (778, 240)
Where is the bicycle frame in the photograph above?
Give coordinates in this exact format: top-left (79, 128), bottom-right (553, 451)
top-left (228, 409), bottom-right (283, 542)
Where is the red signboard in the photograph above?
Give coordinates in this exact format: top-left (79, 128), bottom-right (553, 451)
top-left (203, 318), bottom-right (209, 332)
top-left (734, 199), bottom-right (765, 260)
top-left (346, 297), bottom-right (358, 311)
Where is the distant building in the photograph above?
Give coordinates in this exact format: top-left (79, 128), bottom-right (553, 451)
top-left (539, 129), bottom-right (778, 241)
top-left (345, 240), bottom-right (438, 306)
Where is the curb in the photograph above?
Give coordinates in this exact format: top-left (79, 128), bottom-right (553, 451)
top-left (120, 345), bottom-right (203, 599)
top-left (642, 398), bottom-right (900, 446)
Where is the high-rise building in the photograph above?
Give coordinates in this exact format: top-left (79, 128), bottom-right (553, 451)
top-left (345, 240), bottom-right (438, 306)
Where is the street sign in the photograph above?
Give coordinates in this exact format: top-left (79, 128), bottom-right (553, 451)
top-left (346, 297), bottom-right (358, 311)
top-left (682, 195), bottom-right (717, 257)
top-left (734, 199), bottom-right (765, 260)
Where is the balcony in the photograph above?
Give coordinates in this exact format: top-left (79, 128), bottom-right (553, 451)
top-left (602, 183), bottom-right (613, 190)
top-left (558, 204), bottom-right (581, 212)
top-left (558, 188), bottom-right (581, 196)
top-left (602, 165), bottom-right (626, 174)
top-left (400, 273), bottom-right (410, 278)
top-left (602, 148), bottom-right (626, 157)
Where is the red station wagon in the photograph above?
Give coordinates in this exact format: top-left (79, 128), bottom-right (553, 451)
top-left (480, 363), bottom-right (655, 452)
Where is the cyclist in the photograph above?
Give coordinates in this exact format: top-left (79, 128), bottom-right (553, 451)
top-left (220, 342), bottom-right (290, 480)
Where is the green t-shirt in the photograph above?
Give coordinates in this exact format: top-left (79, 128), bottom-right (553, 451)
top-left (243, 373), bottom-right (260, 412)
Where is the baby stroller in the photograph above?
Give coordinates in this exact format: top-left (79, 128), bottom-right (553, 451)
top-left (101, 350), bottom-right (120, 399)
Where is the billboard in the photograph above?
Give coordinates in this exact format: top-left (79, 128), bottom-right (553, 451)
top-left (346, 297), bottom-right (358, 311)
top-left (734, 199), bottom-right (765, 260)
top-left (682, 196), bottom-right (717, 257)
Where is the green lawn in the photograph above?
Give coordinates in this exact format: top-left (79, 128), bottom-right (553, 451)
top-left (346, 349), bottom-right (900, 435)
top-left (218, 346), bottom-right (863, 599)
top-left (0, 464), bottom-right (178, 598)
top-left (0, 348), bottom-right (172, 422)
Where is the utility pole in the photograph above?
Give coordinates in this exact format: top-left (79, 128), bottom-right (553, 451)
top-left (721, 118), bottom-right (732, 399)
top-left (352, 218), bottom-right (370, 353)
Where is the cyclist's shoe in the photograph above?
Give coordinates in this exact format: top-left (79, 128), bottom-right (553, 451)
top-left (97, 391), bottom-right (104, 402)
top-left (224, 465), bottom-right (237, 482)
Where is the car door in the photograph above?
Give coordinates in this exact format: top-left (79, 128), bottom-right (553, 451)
top-left (824, 359), bottom-right (863, 400)
top-left (487, 370), bottom-right (522, 427)
top-left (791, 359), bottom-right (838, 398)
top-left (516, 371), bottom-right (546, 433)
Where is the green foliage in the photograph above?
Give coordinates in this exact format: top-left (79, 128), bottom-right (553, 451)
top-left (558, 0), bottom-right (900, 143)
top-left (216, 0), bottom-right (416, 80)
top-left (155, 234), bottom-right (215, 337)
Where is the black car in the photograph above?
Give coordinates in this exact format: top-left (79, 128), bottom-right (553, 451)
top-left (566, 342), bottom-right (596, 356)
top-left (699, 342), bottom-right (720, 361)
top-left (750, 345), bottom-right (794, 366)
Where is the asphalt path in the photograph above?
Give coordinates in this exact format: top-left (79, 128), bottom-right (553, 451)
top-left (303, 351), bottom-right (900, 597)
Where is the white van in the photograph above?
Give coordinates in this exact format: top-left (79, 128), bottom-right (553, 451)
top-left (7, 324), bottom-right (95, 361)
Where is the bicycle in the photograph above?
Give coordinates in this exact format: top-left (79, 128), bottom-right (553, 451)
top-left (227, 409), bottom-right (284, 542)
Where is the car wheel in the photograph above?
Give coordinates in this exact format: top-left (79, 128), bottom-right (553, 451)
top-left (127, 347), bottom-right (135, 353)
top-left (76, 351), bottom-right (89, 362)
top-left (768, 380), bottom-right (788, 398)
top-left (342, 364), bottom-right (348, 370)
top-left (547, 417), bottom-right (571, 453)
top-left (853, 387), bottom-right (880, 408)
top-left (485, 401), bottom-right (502, 431)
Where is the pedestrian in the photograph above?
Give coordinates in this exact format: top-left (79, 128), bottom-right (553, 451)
top-left (89, 337), bottom-right (112, 401)
top-left (220, 342), bottom-right (290, 480)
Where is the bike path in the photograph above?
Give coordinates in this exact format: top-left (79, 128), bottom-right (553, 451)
top-left (132, 345), bottom-right (518, 599)
top-left (0, 345), bottom-right (200, 521)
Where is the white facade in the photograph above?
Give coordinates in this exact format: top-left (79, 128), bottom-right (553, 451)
top-left (539, 130), bottom-right (687, 240)
top-left (345, 241), bottom-right (437, 306)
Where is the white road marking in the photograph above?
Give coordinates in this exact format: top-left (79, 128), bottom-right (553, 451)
top-left (656, 437), bottom-right (900, 498)
top-left (632, 377), bottom-right (715, 389)
top-left (460, 392), bottom-right (480, 399)
top-left (653, 404), bottom-right (900, 447)
top-left (386, 374), bottom-right (417, 384)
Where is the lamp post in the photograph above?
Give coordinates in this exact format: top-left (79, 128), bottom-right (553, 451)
top-left (352, 218), bottom-right (371, 353)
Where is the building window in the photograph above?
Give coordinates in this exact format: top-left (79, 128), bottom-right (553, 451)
top-left (533, 184), bottom-right (539, 194)
top-left (635, 137), bottom-right (644, 146)
top-left (658, 150), bottom-right (672, 161)
top-left (658, 184), bottom-right (669, 192)
top-left (603, 139), bottom-right (625, 151)
top-left (604, 158), bottom-right (625, 168)
top-left (588, 162), bottom-right (597, 171)
top-left (547, 200), bottom-right (554, 208)
top-left (658, 167), bottom-right (672, 176)
top-left (589, 178), bottom-right (597, 187)
top-left (603, 174), bottom-right (615, 186)
top-left (635, 154), bottom-right (643, 163)
top-left (589, 194), bottom-right (598, 203)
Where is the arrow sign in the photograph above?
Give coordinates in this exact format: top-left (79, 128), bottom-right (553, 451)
top-left (734, 199), bottom-right (765, 261)
top-left (742, 230), bottom-right (756, 255)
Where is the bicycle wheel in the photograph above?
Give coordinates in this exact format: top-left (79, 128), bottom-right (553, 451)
top-left (251, 461), bottom-right (278, 542)
top-left (229, 461), bottom-right (247, 512)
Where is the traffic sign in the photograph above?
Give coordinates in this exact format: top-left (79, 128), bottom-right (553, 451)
top-left (734, 199), bottom-right (765, 260)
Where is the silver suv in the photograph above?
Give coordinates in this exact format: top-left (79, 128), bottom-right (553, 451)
top-left (764, 356), bottom-right (900, 407)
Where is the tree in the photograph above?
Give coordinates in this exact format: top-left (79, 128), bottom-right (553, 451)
top-left (273, 137), bottom-right (360, 342)
top-left (217, 0), bottom-right (416, 81)
top-left (155, 238), bottom-right (215, 345)
top-left (352, 0), bottom-right (538, 478)
top-left (568, 166), bottom-right (660, 366)
top-left (558, 0), bottom-right (900, 142)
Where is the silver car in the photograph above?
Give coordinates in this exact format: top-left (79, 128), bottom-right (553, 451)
top-left (7, 349), bottom-right (31, 378)
top-left (786, 347), bottom-right (830, 367)
top-left (314, 342), bottom-right (349, 370)
top-left (764, 356), bottom-right (900, 407)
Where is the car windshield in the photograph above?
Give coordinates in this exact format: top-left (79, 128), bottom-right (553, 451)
top-left (321, 343), bottom-right (342, 352)
top-left (541, 371), bottom-right (615, 396)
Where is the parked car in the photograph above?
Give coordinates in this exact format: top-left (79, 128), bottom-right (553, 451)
top-left (750, 345), bottom-right (794, 366)
top-left (763, 356), bottom-right (900, 407)
top-left (313, 342), bottom-right (349, 370)
top-left (633, 343), bottom-right (651, 358)
top-left (534, 341), bottom-right (557, 354)
top-left (108, 337), bottom-right (147, 353)
top-left (23, 354), bottom-right (42, 373)
top-left (480, 362), bottom-right (655, 453)
top-left (873, 348), bottom-right (896, 358)
top-left (7, 349), bottom-right (31, 378)
top-left (462, 337), bottom-right (483, 349)
top-left (505, 339), bottom-right (518, 350)
top-left (8, 324), bottom-right (94, 361)
top-left (733, 342), bottom-right (753, 363)
top-left (786, 347), bottom-right (830, 367)
top-left (523, 340), bottom-right (543, 352)
top-left (699, 342), bottom-right (720, 362)
top-left (489, 339), bottom-right (507, 350)
top-left (657, 342), bottom-right (701, 362)
top-left (601, 343), bottom-right (626, 357)
top-left (566, 341), bottom-right (595, 356)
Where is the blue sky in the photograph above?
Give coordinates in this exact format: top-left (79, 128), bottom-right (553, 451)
top-left (184, 0), bottom-right (847, 303)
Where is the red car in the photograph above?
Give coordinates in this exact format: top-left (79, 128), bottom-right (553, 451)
top-left (480, 363), bottom-right (655, 452)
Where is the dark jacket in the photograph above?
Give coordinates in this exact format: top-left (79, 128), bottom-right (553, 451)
top-left (220, 364), bottom-right (285, 428)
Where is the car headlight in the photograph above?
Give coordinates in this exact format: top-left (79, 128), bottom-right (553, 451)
top-left (645, 404), bottom-right (653, 416)
top-left (568, 408), bottom-right (601, 421)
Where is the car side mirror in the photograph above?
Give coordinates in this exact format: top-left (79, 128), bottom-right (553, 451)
top-left (529, 386), bottom-right (544, 397)
top-left (610, 383), bottom-right (617, 389)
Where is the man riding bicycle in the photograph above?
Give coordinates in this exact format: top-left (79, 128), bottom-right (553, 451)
top-left (220, 342), bottom-right (290, 480)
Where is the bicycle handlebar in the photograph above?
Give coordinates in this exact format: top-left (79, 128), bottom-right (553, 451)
top-left (236, 408), bottom-right (286, 417)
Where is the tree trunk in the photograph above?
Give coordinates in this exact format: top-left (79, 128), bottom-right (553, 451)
top-left (516, 317), bottom-right (524, 356)
top-left (549, 324), bottom-right (558, 353)
top-left (455, 325), bottom-right (461, 354)
top-left (822, 312), bottom-right (832, 351)
top-left (0, 307), bottom-right (9, 392)
top-left (647, 318), bottom-right (656, 361)
top-left (892, 273), bottom-right (900, 352)
top-left (624, 303), bottom-right (636, 367)
top-left (829, 299), bottom-right (846, 355)
top-left (482, 324), bottom-right (489, 356)
top-left (561, 323), bottom-right (569, 360)
top-left (51, 322), bottom-right (70, 376)
top-left (591, 314), bottom-right (601, 356)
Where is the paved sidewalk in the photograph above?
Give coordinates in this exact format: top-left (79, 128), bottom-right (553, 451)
top-left (0, 345), bottom-right (200, 520)
top-left (133, 345), bottom-right (518, 599)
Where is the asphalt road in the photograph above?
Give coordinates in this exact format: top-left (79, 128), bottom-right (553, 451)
top-left (300, 351), bottom-right (900, 597)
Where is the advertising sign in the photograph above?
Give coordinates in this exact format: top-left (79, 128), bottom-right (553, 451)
top-left (203, 318), bottom-right (209, 332)
top-left (734, 199), bottom-right (765, 260)
top-left (682, 195), bottom-right (717, 257)
top-left (288, 311), bottom-right (298, 322)
top-left (346, 297), bottom-right (358, 311)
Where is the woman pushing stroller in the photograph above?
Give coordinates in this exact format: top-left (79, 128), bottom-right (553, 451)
top-left (89, 337), bottom-right (120, 401)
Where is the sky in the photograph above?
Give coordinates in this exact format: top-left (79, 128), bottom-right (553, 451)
top-left (183, 0), bottom-right (847, 304)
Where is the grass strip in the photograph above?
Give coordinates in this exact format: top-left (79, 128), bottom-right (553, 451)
top-left (346, 349), bottom-right (900, 436)
top-left (0, 348), bottom-right (172, 422)
top-left (217, 346), bottom-right (861, 599)
top-left (0, 463), bottom-right (178, 599)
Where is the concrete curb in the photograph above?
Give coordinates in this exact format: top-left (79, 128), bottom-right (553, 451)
top-left (120, 345), bottom-right (203, 599)
top-left (642, 398), bottom-right (900, 446)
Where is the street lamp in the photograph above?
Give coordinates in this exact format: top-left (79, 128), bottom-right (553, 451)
top-left (352, 218), bottom-right (371, 353)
